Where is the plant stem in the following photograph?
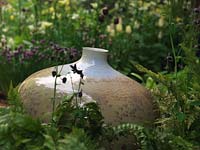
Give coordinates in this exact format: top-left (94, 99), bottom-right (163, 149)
top-left (77, 78), bottom-right (82, 104)
top-left (51, 65), bottom-right (64, 124)
top-left (33, 0), bottom-right (39, 39)
top-left (170, 34), bottom-right (177, 74)
top-left (70, 74), bottom-right (78, 107)
top-left (52, 68), bottom-right (58, 124)
top-left (0, 7), bottom-right (2, 34)
top-left (18, 0), bottom-right (22, 35)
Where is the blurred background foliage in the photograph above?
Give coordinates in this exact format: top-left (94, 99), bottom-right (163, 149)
top-left (0, 0), bottom-right (198, 91)
top-left (0, 0), bottom-right (200, 149)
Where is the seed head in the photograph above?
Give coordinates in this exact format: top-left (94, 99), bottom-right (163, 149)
top-left (78, 90), bottom-right (83, 98)
top-left (52, 71), bottom-right (57, 77)
top-left (62, 77), bottom-right (67, 83)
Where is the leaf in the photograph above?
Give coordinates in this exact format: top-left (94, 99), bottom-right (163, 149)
top-left (131, 72), bottom-right (144, 82)
top-left (43, 134), bottom-right (56, 150)
top-left (145, 77), bottom-right (156, 89)
top-left (176, 112), bottom-right (185, 122)
top-left (189, 101), bottom-right (200, 106)
top-left (7, 82), bottom-right (23, 112)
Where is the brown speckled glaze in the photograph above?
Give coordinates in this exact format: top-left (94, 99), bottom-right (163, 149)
top-left (19, 47), bottom-right (155, 125)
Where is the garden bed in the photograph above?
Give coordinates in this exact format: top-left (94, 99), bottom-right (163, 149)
top-left (0, 0), bottom-right (200, 150)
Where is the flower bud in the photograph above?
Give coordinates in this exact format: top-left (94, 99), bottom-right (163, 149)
top-left (52, 71), bottom-right (57, 77)
top-left (62, 77), bottom-right (67, 83)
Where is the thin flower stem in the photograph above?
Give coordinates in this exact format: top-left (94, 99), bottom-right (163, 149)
top-left (168, 0), bottom-right (177, 76)
top-left (18, 0), bottom-right (22, 35)
top-left (170, 34), bottom-right (177, 74)
top-left (51, 65), bottom-right (63, 125)
top-left (77, 78), bottom-right (82, 104)
top-left (51, 67), bottom-right (58, 124)
top-left (69, 74), bottom-right (78, 107)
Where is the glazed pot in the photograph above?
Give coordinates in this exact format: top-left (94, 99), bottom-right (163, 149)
top-left (19, 47), bottom-right (155, 125)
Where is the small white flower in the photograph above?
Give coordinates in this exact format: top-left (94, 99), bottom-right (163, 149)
top-left (40, 21), bottom-right (53, 29)
top-left (125, 25), bottom-right (132, 34)
top-left (107, 25), bottom-right (111, 32)
top-left (158, 31), bottom-right (163, 39)
top-left (134, 21), bottom-right (140, 29)
top-left (10, 15), bottom-right (14, 20)
top-left (49, 7), bottom-right (54, 13)
top-left (28, 25), bottom-right (35, 31)
top-left (110, 29), bottom-right (115, 36)
top-left (157, 17), bottom-right (165, 27)
top-left (90, 3), bottom-right (98, 9)
top-left (2, 28), bottom-right (8, 33)
top-left (58, 0), bottom-right (70, 6)
top-left (116, 23), bottom-right (123, 32)
top-left (8, 38), bottom-right (14, 47)
top-left (71, 13), bottom-right (79, 20)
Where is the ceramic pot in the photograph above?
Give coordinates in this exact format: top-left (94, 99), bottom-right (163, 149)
top-left (19, 47), bottom-right (155, 125)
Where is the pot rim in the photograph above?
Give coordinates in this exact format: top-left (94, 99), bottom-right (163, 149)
top-left (83, 47), bottom-right (108, 53)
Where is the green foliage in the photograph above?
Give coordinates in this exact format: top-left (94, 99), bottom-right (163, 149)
top-left (112, 123), bottom-right (151, 150)
top-left (42, 127), bottom-right (98, 150)
top-left (53, 94), bottom-right (104, 139)
top-left (0, 88), bottom-right (101, 150)
top-left (135, 55), bottom-right (200, 149)
top-left (133, 2), bottom-right (200, 147)
top-left (56, 128), bottom-right (98, 150)
top-left (7, 82), bottom-right (23, 112)
top-left (0, 110), bottom-right (44, 150)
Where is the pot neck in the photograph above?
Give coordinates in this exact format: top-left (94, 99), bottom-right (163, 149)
top-left (79, 47), bottom-right (109, 66)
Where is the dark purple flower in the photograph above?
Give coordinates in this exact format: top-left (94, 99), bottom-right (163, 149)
top-left (13, 50), bottom-right (20, 57)
top-left (193, 7), bottom-right (200, 13)
top-left (50, 42), bottom-right (54, 46)
top-left (40, 39), bottom-right (46, 44)
top-left (166, 54), bottom-right (173, 62)
top-left (114, 18), bottom-right (119, 24)
top-left (70, 64), bottom-right (78, 74)
top-left (38, 53), bottom-right (45, 60)
top-left (6, 55), bottom-right (12, 62)
top-left (31, 40), bottom-right (36, 44)
top-left (23, 51), bottom-right (34, 59)
top-left (102, 7), bottom-right (109, 15)
top-left (70, 64), bottom-right (84, 78)
top-left (17, 46), bottom-right (23, 54)
top-left (98, 15), bottom-right (104, 23)
top-left (194, 20), bottom-right (200, 25)
top-left (69, 48), bottom-right (78, 59)
top-left (99, 34), bottom-right (107, 40)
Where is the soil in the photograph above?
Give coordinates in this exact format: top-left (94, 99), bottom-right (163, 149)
top-left (0, 91), bottom-right (8, 107)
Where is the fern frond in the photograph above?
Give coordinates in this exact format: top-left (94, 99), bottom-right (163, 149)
top-left (112, 123), bottom-right (152, 150)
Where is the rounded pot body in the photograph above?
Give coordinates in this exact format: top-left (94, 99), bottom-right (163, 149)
top-left (19, 47), bottom-right (155, 125)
